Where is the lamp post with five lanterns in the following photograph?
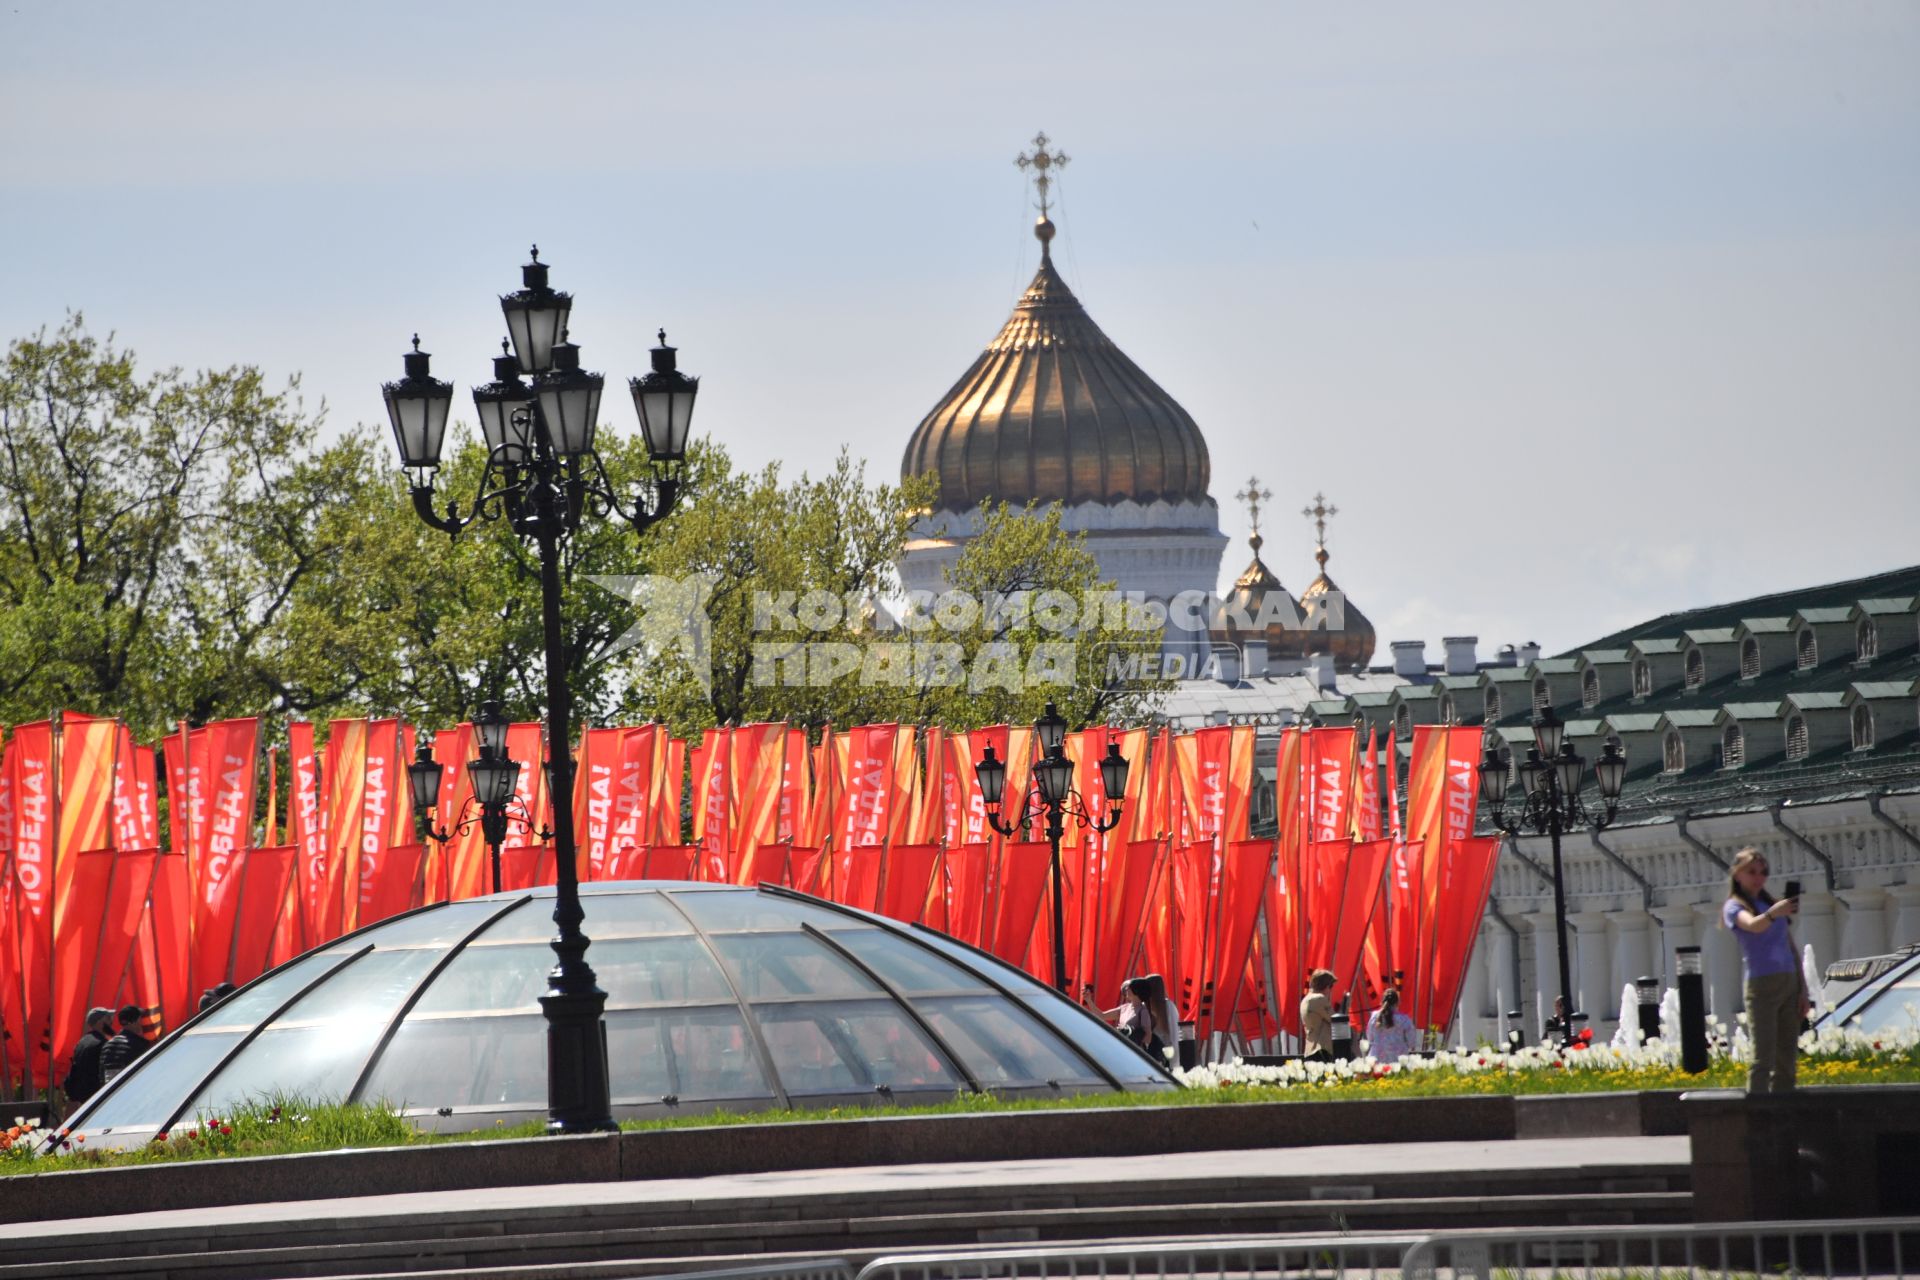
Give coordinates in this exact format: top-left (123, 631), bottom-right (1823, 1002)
top-left (973, 702), bottom-right (1131, 993)
top-left (382, 246), bottom-right (700, 1135)
top-left (1476, 707), bottom-right (1628, 1047)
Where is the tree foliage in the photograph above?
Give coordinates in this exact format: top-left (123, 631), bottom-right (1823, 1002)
top-left (1, 318), bottom-right (1169, 744)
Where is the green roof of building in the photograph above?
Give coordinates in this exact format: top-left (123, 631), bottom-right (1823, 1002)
top-left (1738, 616), bottom-right (1793, 635)
top-left (1532, 657), bottom-right (1581, 675)
top-left (1394, 685), bottom-right (1438, 703)
top-left (1579, 648), bottom-right (1632, 665)
top-left (1856, 597), bottom-right (1918, 616)
top-left (1349, 691), bottom-right (1397, 707)
top-left (1849, 680), bottom-right (1917, 700)
top-left (1661, 709), bottom-right (1722, 728)
top-left (1308, 698), bottom-right (1354, 717)
top-left (1794, 606), bottom-right (1855, 625)
top-left (1686, 627), bottom-right (1740, 645)
top-left (1604, 713), bottom-right (1666, 732)
top-left (1787, 691), bottom-right (1850, 711)
top-left (1484, 667), bottom-right (1533, 684)
top-left (1631, 637), bottom-right (1687, 655)
top-left (1721, 701), bottom-right (1786, 720)
top-left (1565, 564), bottom-right (1920, 655)
top-left (1565, 719), bottom-right (1604, 736)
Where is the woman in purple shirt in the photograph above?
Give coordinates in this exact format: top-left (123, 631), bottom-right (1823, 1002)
top-left (1721, 848), bottom-right (1810, 1092)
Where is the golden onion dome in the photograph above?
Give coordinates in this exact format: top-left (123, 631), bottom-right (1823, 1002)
top-left (901, 217), bottom-right (1212, 513)
top-left (1210, 532), bottom-right (1307, 661)
top-left (1299, 547), bottom-right (1377, 672)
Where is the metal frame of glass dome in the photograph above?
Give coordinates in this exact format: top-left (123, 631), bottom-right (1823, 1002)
top-left (64, 884), bottom-right (1175, 1148)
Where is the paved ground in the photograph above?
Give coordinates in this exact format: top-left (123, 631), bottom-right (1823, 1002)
top-left (43, 1134), bottom-right (1690, 1240)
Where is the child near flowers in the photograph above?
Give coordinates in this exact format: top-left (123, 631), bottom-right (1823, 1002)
top-left (1364, 988), bottom-right (1421, 1064)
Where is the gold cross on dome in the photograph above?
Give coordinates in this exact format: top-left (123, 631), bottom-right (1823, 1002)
top-left (1015, 132), bottom-right (1070, 218)
top-left (1235, 476), bottom-right (1273, 539)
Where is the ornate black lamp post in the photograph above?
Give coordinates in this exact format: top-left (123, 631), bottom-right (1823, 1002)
top-left (407, 701), bottom-right (552, 894)
top-left (382, 246), bottom-right (699, 1134)
top-left (1476, 708), bottom-right (1628, 1046)
top-left (974, 702), bottom-right (1130, 993)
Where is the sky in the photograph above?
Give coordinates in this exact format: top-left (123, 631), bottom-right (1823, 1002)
top-left (4, 2), bottom-right (1917, 658)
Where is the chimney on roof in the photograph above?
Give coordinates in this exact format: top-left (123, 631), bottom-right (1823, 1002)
top-left (1391, 640), bottom-right (1426, 679)
top-left (1310, 651), bottom-right (1337, 691)
top-left (1443, 636), bottom-right (1479, 676)
top-left (1517, 640), bottom-right (1541, 665)
top-left (1243, 638), bottom-right (1268, 680)
top-left (1216, 646), bottom-right (1241, 685)
top-left (1496, 644), bottom-right (1518, 667)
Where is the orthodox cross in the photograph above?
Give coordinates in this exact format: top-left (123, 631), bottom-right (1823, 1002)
top-left (1235, 476), bottom-right (1272, 551)
top-left (1303, 491), bottom-right (1338, 568)
top-left (1015, 132), bottom-right (1070, 218)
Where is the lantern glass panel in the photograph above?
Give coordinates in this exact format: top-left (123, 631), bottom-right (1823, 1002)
top-left (408, 751), bottom-right (443, 813)
top-left (474, 704), bottom-right (509, 757)
top-left (1595, 744), bottom-right (1628, 800)
top-left (501, 296), bottom-right (571, 375)
top-left (1532, 710), bottom-right (1565, 760)
top-left (536, 373), bottom-right (602, 459)
top-left (1036, 703), bottom-right (1067, 755)
top-left (1477, 749), bottom-right (1507, 806)
top-left (1556, 746), bottom-right (1584, 798)
top-left (1035, 752), bottom-right (1073, 805)
top-left (469, 755), bottom-right (519, 808)
top-left (1098, 745), bottom-right (1129, 803)
top-left (974, 748), bottom-right (1006, 807)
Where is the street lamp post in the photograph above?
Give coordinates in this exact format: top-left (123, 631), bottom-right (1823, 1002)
top-left (382, 246), bottom-right (699, 1135)
top-left (974, 702), bottom-right (1131, 992)
top-left (1476, 708), bottom-right (1628, 1046)
top-left (407, 702), bottom-right (551, 895)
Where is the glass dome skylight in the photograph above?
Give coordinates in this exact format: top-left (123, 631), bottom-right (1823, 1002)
top-left (71, 884), bottom-right (1174, 1146)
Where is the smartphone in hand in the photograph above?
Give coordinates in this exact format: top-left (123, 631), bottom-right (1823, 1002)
top-left (1784, 879), bottom-right (1802, 901)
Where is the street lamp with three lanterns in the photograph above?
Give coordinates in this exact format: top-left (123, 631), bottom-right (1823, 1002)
top-left (973, 702), bottom-right (1132, 994)
top-left (1476, 707), bottom-right (1629, 1046)
top-left (381, 246), bottom-right (700, 1135)
top-left (406, 702), bottom-right (555, 896)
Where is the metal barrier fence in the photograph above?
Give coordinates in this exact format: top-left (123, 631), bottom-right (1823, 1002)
top-left (650, 1262), bottom-right (857, 1280)
top-left (849, 1218), bottom-right (1920, 1280)
top-left (856, 1235), bottom-right (1427, 1280)
top-left (1399, 1217), bottom-right (1920, 1280)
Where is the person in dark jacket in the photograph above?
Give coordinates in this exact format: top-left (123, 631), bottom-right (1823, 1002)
top-left (99, 1005), bottom-right (153, 1085)
top-left (61, 1008), bottom-right (115, 1104)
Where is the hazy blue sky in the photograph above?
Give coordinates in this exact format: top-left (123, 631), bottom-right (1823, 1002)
top-left (5, 2), bottom-right (1916, 656)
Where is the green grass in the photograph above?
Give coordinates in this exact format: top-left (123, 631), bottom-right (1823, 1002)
top-left (6, 1056), bottom-right (1917, 1176)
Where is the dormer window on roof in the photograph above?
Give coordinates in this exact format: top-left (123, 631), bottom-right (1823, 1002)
top-left (1663, 730), bottom-right (1686, 774)
top-left (1740, 637), bottom-right (1762, 680)
top-left (1797, 628), bottom-right (1818, 670)
top-left (1532, 676), bottom-right (1551, 712)
top-left (1722, 723), bottom-right (1745, 769)
top-left (1685, 648), bottom-right (1705, 690)
top-left (1785, 714), bottom-right (1809, 761)
top-left (1633, 659), bottom-right (1652, 699)
top-left (1858, 617), bottom-right (1878, 662)
top-left (1396, 703), bottom-right (1412, 735)
top-left (1581, 668), bottom-right (1601, 708)
top-left (1853, 704), bottom-right (1875, 751)
top-left (1484, 686), bottom-right (1501, 722)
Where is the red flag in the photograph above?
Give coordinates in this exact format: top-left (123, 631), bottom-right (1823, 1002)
top-left (8, 722), bottom-right (56, 1084)
top-left (642, 844), bottom-right (695, 881)
top-left (574, 727), bottom-right (626, 881)
top-left (987, 841), bottom-right (1050, 966)
top-left (228, 845), bottom-right (297, 984)
top-left (1205, 839), bottom-right (1273, 1039)
top-left (1427, 835), bottom-right (1501, 1034)
top-left (185, 719), bottom-right (262, 993)
top-left (130, 849), bottom-right (191, 1039)
top-left (943, 841), bottom-right (990, 948)
top-left (500, 843), bottom-right (556, 892)
top-left (878, 843), bottom-right (939, 925)
top-left (288, 722), bottom-right (327, 945)
top-left (361, 842), bottom-right (426, 923)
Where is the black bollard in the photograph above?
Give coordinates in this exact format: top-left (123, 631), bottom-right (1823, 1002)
top-left (1505, 1009), bottom-right (1524, 1053)
top-left (1636, 975), bottom-right (1662, 1044)
top-left (1676, 945), bottom-right (1709, 1073)
top-left (1331, 1011), bottom-right (1352, 1061)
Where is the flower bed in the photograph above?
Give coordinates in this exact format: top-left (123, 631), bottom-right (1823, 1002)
top-left (1172, 1022), bottom-right (1920, 1096)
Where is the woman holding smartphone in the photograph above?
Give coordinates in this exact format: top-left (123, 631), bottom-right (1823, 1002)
top-left (1721, 848), bottom-right (1811, 1092)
